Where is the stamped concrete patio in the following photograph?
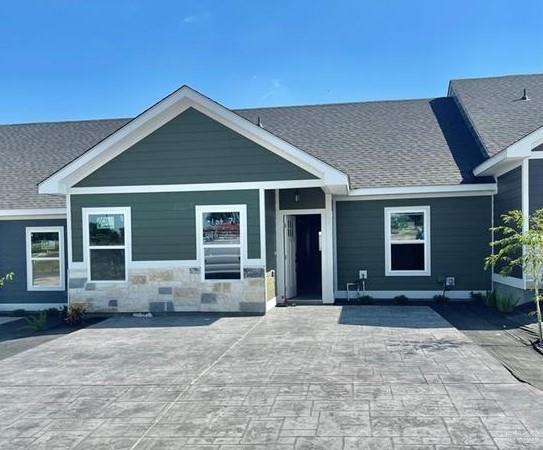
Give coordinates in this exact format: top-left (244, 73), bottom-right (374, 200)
top-left (0, 305), bottom-right (543, 449)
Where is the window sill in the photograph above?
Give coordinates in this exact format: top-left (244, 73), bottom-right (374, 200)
top-left (385, 271), bottom-right (431, 277)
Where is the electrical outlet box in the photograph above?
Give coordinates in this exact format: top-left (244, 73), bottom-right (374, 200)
top-left (445, 276), bottom-right (455, 287)
top-left (359, 270), bottom-right (368, 280)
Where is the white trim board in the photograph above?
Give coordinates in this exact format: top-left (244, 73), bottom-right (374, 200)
top-left (344, 184), bottom-right (496, 200)
top-left (474, 124), bottom-right (543, 176)
top-left (25, 226), bottom-right (66, 292)
top-left (335, 290), bottom-right (484, 300)
top-left (39, 85), bottom-right (348, 195)
top-left (0, 208), bottom-right (66, 220)
top-left (492, 273), bottom-right (526, 290)
top-left (69, 179), bottom-right (325, 195)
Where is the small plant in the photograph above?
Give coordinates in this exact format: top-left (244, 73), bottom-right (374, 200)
top-left (393, 295), bottom-right (409, 304)
top-left (484, 290), bottom-right (497, 308)
top-left (46, 307), bottom-right (62, 319)
top-left (470, 291), bottom-right (485, 302)
top-left (22, 311), bottom-right (48, 331)
top-left (433, 294), bottom-right (449, 303)
top-left (495, 293), bottom-right (519, 313)
top-left (64, 303), bottom-right (87, 326)
top-left (9, 308), bottom-right (27, 317)
top-left (358, 294), bottom-right (373, 304)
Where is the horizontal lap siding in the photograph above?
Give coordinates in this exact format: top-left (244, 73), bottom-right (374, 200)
top-left (75, 107), bottom-right (315, 187)
top-left (279, 188), bottom-right (325, 210)
top-left (530, 160), bottom-right (543, 214)
top-left (0, 219), bottom-right (67, 305)
top-left (336, 197), bottom-right (492, 291)
top-left (494, 167), bottom-right (522, 279)
top-left (71, 190), bottom-right (260, 262)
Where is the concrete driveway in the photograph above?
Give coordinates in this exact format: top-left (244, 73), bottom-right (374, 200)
top-left (0, 306), bottom-right (542, 449)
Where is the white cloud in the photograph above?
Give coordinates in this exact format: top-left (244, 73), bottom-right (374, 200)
top-left (183, 12), bottom-right (211, 24)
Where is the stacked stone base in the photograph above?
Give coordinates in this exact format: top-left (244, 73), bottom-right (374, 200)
top-left (69, 266), bottom-right (266, 314)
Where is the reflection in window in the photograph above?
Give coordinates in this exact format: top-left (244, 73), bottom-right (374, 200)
top-left (87, 212), bottom-right (127, 281)
top-left (201, 210), bottom-right (242, 280)
top-left (27, 228), bottom-right (64, 290)
top-left (386, 208), bottom-right (430, 275)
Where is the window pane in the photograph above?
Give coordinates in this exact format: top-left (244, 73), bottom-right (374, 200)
top-left (204, 247), bottom-right (241, 280)
top-left (203, 212), bottom-right (240, 245)
top-left (32, 260), bottom-right (60, 287)
top-left (390, 213), bottom-right (424, 240)
top-left (89, 214), bottom-right (125, 246)
top-left (391, 243), bottom-right (425, 271)
top-left (90, 249), bottom-right (125, 281)
top-left (31, 232), bottom-right (60, 257)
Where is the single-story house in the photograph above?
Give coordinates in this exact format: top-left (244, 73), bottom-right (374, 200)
top-left (1, 74), bottom-right (542, 313)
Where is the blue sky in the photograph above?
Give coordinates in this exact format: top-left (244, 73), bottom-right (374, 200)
top-left (1, 0), bottom-right (542, 123)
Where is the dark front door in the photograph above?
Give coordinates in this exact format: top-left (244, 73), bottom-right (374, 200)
top-left (295, 214), bottom-right (322, 298)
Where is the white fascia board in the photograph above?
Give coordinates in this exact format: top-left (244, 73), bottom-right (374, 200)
top-left (0, 208), bottom-right (66, 219)
top-left (342, 183), bottom-right (496, 200)
top-left (474, 125), bottom-right (543, 176)
top-left (39, 86), bottom-right (348, 194)
top-left (69, 179), bottom-right (325, 195)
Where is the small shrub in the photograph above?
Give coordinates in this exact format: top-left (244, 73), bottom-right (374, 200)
top-left (358, 295), bottom-right (373, 304)
top-left (9, 308), bottom-right (27, 317)
top-left (46, 307), bottom-right (62, 319)
top-left (393, 295), bottom-right (409, 304)
top-left (433, 294), bottom-right (449, 303)
top-left (495, 294), bottom-right (519, 313)
top-left (64, 304), bottom-right (87, 326)
top-left (484, 290), bottom-right (497, 308)
top-left (22, 311), bottom-right (48, 331)
top-left (470, 291), bottom-right (485, 302)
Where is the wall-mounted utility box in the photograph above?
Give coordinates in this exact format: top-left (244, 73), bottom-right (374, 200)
top-left (445, 276), bottom-right (455, 287)
top-left (359, 270), bottom-right (368, 280)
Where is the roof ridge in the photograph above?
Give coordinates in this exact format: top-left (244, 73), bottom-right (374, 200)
top-left (0, 117), bottom-right (131, 127)
top-left (234, 96), bottom-right (447, 112)
top-left (450, 73), bottom-right (543, 84)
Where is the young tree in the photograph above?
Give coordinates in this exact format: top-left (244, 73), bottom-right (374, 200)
top-left (485, 209), bottom-right (543, 342)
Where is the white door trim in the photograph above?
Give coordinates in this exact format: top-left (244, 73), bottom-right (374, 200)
top-left (276, 200), bottom-right (334, 304)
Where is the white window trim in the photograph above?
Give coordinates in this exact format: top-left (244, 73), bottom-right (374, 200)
top-left (384, 206), bottom-right (431, 277)
top-left (82, 207), bottom-right (132, 283)
top-left (26, 226), bottom-right (65, 291)
top-left (195, 204), bottom-right (247, 282)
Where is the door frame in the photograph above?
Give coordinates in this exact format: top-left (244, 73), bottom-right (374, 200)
top-left (275, 191), bottom-right (334, 304)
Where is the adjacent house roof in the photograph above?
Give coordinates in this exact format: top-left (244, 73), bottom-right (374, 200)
top-left (450, 74), bottom-right (543, 157)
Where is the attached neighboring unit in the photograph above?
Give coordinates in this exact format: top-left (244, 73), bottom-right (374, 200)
top-left (1, 74), bottom-right (542, 313)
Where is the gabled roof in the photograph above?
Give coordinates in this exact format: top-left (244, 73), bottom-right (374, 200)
top-left (1, 84), bottom-right (494, 209)
top-left (236, 97), bottom-right (488, 189)
top-left (0, 119), bottom-right (128, 209)
top-left (450, 74), bottom-right (543, 157)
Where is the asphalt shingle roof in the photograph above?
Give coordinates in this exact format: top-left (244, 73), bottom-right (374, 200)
top-left (450, 74), bottom-right (543, 157)
top-left (0, 119), bottom-right (129, 209)
top-left (0, 94), bottom-right (489, 210)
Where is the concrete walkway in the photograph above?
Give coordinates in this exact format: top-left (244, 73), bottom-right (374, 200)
top-left (0, 306), bottom-right (542, 449)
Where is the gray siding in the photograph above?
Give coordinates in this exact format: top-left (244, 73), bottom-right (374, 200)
top-left (336, 197), bottom-right (492, 292)
top-left (265, 190), bottom-right (276, 271)
top-left (76, 107), bottom-right (315, 187)
top-left (279, 188), bottom-right (325, 210)
top-left (0, 219), bottom-right (67, 306)
top-left (494, 167), bottom-right (522, 279)
top-left (530, 159), bottom-right (543, 214)
top-left (71, 190), bottom-right (260, 262)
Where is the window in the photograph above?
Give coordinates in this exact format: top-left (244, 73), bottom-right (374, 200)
top-left (83, 208), bottom-right (131, 282)
top-left (385, 206), bottom-right (430, 276)
top-left (26, 227), bottom-right (64, 291)
top-left (196, 205), bottom-right (246, 281)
